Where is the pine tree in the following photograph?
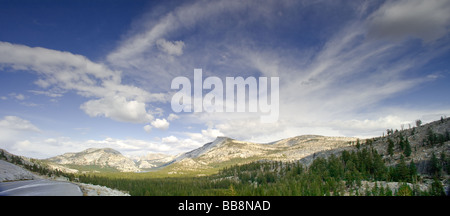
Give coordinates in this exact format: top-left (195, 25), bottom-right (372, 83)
top-left (404, 138), bottom-right (412, 157)
top-left (446, 156), bottom-right (450, 175)
top-left (429, 152), bottom-right (441, 177)
top-left (429, 178), bottom-right (445, 196)
top-left (394, 156), bottom-right (410, 182)
top-left (228, 184), bottom-right (237, 196)
top-left (409, 161), bottom-right (417, 182)
top-left (385, 185), bottom-right (393, 196)
top-left (396, 183), bottom-right (412, 196)
top-left (398, 133), bottom-right (405, 150)
top-left (415, 119), bottom-right (422, 127)
top-left (0, 150), bottom-right (5, 160)
top-left (439, 152), bottom-right (448, 175)
top-left (387, 139), bottom-right (394, 157)
top-left (427, 127), bottom-right (436, 145)
top-left (372, 150), bottom-right (387, 181)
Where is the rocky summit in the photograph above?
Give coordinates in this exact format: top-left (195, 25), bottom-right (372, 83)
top-left (164, 135), bottom-right (357, 172)
top-left (47, 148), bottom-right (140, 172)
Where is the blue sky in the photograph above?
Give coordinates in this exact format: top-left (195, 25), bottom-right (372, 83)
top-left (1, 0), bottom-right (450, 158)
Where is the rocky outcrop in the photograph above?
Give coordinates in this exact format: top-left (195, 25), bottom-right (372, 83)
top-left (173, 136), bottom-right (231, 162)
top-left (163, 135), bottom-right (357, 171)
top-left (135, 153), bottom-right (175, 169)
top-left (47, 148), bottom-right (140, 172)
top-left (0, 160), bottom-right (38, 182)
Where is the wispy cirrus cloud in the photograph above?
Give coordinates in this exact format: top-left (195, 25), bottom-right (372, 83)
top-left (1, 0), bottom-right (450, 158)
top-left (139, 0), bottom-right (450, 143)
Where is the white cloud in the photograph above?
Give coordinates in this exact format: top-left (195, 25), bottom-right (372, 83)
top-left (0, 41), bottom-right (166, 124)
top-left (14, 93), bottom-right (25, 100)
top-left (0, 116), bottom-right (41, 132)
top-left (162, 135), bottom-right (179, 143)
top-left (104, 0), bottom-right (265, 92)
top-left (7, 93), bottom-right (26, 101)
top-left (103, 0), bottom-right (450, 145)
top-left (151, 118), bottom-right (170, 130)
top-left (201, 128), bottom-right (224, 140)
top-left (167, 113), bottom-right (179, 121)
top-left (0, 116), bottom-right (43, 157)
top-left (28, 90), bottom-right (64, 98)
top-left (166, 0), bottom-right (450, 142)
top-left (156, 38), bottom-right (185, 56)
top-left (80, 95), bottom-right (153, 123)
top-left (182, 126), bottom-right (225, 145)
top-left (0, 42), bottom-right (120, 85)
top-left (143, 125), bottom-right (152, 133)
top-left (158, 135), bottom-right (207, 153)
top-left (2, 0), bottom-right (450, 157)
top-left (368, 0), bottom-right (450, 42)
top-left (4, 136), bottom-right (179, 159)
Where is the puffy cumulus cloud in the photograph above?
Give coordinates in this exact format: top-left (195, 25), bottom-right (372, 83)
top-left (201, 128), bottom-right (224, 140)
top-left (0, 41), bottom-right (166, 124)
top-left (183, 127), bottom-right (225, 144)
top-left (151, 118), bottom-right (170, 130)
top-left (80, 95), bottom-right (153, 123)
top-left (144, 115), bottom-right (179, 133)
top-left (167, 113), bottom-right (179, 121)
top-left (0, 116), bottom-right (41, 132)
top-left (0, 116), bottom-right (42, 157)
top-left (368, 0), bottom-right (450, 42)
top-left (143, 125), bottom-right (152, 133)
top-left (158, 133), bottom-right (216, 153)
top-left (161, 135), bottom-right (179, 143)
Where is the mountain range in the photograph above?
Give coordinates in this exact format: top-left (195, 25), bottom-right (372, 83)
top-left (3, 117), bottom-right (449, 177)
top-left (42, 135), bottom-right (356, 174)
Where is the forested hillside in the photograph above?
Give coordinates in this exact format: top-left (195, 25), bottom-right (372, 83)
top-left (77, 146), bottom-right (447, 196)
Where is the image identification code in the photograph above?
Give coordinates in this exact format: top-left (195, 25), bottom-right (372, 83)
top-left (178, 200), bottom-right (271, 213)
